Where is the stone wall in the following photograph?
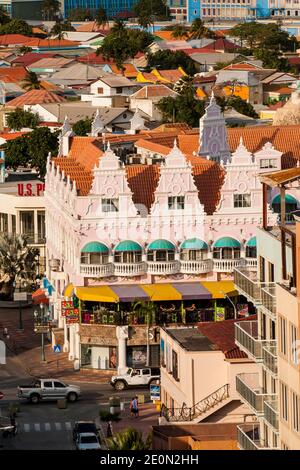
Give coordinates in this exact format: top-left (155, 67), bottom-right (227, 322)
top-left (79, 324), bottom-right (160, 346)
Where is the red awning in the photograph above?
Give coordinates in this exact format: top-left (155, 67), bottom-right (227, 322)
top-left (32, 288), bottom-right (49, 305)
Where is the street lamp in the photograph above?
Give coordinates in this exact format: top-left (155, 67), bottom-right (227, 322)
top-left (34, 304), bottom-right (49, 362)
top-left (220, 290), bottom-right (237, 320)
top-left (13, 277), bottom-right (27, 330)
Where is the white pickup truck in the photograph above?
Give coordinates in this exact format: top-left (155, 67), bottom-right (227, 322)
top-left (110, 367), bottom-right (160, 390)
top-left (17, 378), bottom-right (81, 404)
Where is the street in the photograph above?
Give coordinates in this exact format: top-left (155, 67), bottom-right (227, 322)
top-left (0, 353), bottom-right (156, 450)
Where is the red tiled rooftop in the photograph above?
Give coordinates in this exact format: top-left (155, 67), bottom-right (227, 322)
top-left (11, 52), bottom-right (57, 67)
top-left (78, 52), bottom-right (114, 65)
top-left (7, 90), bottom-right (66, 107)
top-left (202, 38), bottom-right (239, 51)
top-left (0, 66), bottom-right (27, 83)
top-left (0, 34), bottom-right (32, 46)
top-left (25, 38), bottom-right (80, 48)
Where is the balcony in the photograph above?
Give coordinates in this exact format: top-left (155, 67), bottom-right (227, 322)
top-left (80, 263), bottom-right (114, 277)
top-left (114, 262), bottom-right (147, 277)
top-left (147, 260), bottom-right (180, 275)
top-left (244, 258), bottom-right (258, 270)
top-left (213, 258), bottom-right (245, 273)
top-left (237, 424), bottom-right (276, 450)
top-left (236, 373), bottom-right (277, 415)
top-left (24, 232), bottom-right (46, 244)
top-left (234, 268), bottom-right (261, 305)
top-left (262, 341), bottom-right (278, 376)
top-left (180, 259), bottom-right (212, 274)
top-left (235, 321), bottom-right (267, 361)
top-left (261, 285), bottom-right (276, 318)
top-left (264, 399), bottom-right (279, 431)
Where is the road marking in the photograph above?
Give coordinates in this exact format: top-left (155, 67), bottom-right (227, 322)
top-left (65, 422), bottom-right (72, 430)
top-left (34, 423), bottom-right (40, 432)
top-left (24, 424), bottom-right (30, 432)
top-left (55, 422), bottom-right (62, 431)
top-left (45, 423), bottom-right (51, 431)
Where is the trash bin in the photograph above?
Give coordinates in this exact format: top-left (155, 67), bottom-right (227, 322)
top-left (57, 399), bottom-right (67, 409)
top-left (109, 396), bottom-right (120, 414)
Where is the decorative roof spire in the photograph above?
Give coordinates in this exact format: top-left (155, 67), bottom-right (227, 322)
top-left (90, 108), bottom-right (105, 137)
top-left (165, 138), bottom-right (187, 168)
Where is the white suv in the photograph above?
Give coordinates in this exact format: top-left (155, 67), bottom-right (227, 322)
top-left (110, 367), bottom-right (160, 390)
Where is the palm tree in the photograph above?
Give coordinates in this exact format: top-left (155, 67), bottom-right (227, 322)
top-left (132, 300), bottom-right (156, 366)
top-left (173, 75), bottom-right (195, 95)
top-left (0, 234), bottom-right (39, 300)
top-left (21, 71), bottom-right (44, 91)
top-left (95, 7), bottom-right (108, 29)
top-left (50, 21), bottom-right (65, 41)
top-left (190, 18), bottom-right (215, 39)
top-left (171, 24), bottom-right (189, 40)
top-left (107, 427), bottom-right (151, 450)
top-left (42, 0), bottom-right (61, 21)
top-left (111, 19), bottom-right (126, 35)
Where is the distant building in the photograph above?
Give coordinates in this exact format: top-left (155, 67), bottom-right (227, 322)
top-left (0, 0), bottom-right (44, 20)
top-left (63, 0), bottom-right (139, 19)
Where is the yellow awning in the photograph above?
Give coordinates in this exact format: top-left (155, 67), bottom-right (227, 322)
top-left (75, 286), bottom-right (119, 303)
top-left (63, 283), bottom-right (74, 298)
top-left (201, 281), bottom-right (238, 299)
top-left (141, 284), bottom-right (182, 301)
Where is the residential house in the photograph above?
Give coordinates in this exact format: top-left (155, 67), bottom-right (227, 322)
top-left (136, 68), bottom-right (186, 85)
top-left (28, 58), bottom-right (76, 77)
top-left (81, 74), bottom-right (140, 108)
top-left (190, 53), bottom-right (246, 72)
top-left (130, 85), bottom-right (178, 121)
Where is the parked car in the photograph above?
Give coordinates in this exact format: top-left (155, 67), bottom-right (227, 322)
top-left (110, 367), bottom-right (160, 390)
top-left (75, 432), bottom-right (101, 451)
top-left (73, 421), bottom-right (99, 442)
top-left (17, 378), bottom-right (81, 404)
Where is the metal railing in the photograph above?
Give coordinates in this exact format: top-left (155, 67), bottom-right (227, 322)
top-left (236, 373), bottom-right (277, 415)
top-left (262, 341), bottom-right (278, 376)
top-left (264, 399), bottom-right (279, 431)
top-left (237, 424), bottom-right (274, 450)
top-left (160, 384), bottom-right (230, 422)
top-left (235, 321), bottom-right (267, 361)
top-left (234, 268), bottom-right (261, 304)
top-left (261, 285), bottom-right (276, 318)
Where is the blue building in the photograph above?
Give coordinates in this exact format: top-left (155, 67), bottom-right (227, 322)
top-left (64, 0), bottom-right (139, 19)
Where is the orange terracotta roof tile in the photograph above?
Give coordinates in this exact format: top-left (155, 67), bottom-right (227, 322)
top-left (109, 63), bottom-right (138, 78)
top-left (223, 62), bottom-right (262, 71)
top-left (132, 84), bottom-right (177, 99)
top-left (0, 66), bottom-right (27, 83)
top-left (157, 69), bottom-right (185, 82)
top-left (0, 131), bottom-right (28, 141)
top-left (68, 136), bottom-right (104, 170)
top-left (126, 164), bottom-right (161, 210)
top-left (7, 90), bottom-right (66, 107)
top-left (135, 138), bottom-right (170, 155)
top-left (25, 38), bottom-right (80, 48)
top-left (140, 72), bottom-right (160, 83)
top-left (0, 34), bottom-right (32, 46)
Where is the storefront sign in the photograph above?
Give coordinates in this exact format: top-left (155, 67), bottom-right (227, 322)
top-left (150, 384), bottom-right (160, 401)
top-left (34, 325), bottom-right (50, 333)
top-left (65, 308), bottom-right (79, 324)
top-left (61, 300), bottom-right (74, 317)
top-left (17, 183), bottom-right (45, 197)
top-left (215, 306), bottom-right (225, 322)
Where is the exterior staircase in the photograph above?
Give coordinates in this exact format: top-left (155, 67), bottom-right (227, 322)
top-left (160, 384), bottom-right (231, 424)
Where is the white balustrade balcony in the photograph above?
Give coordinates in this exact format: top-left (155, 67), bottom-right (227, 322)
top-left (80, 263), bottom-right (114, 277)
top-left (147, 260), bottom-right (180, 275)
top-left (244, 258), bottom-right (258, 270)
top-left (213, 258), bottom-right (245, 273)
top-left (180, 259), bottom-right (213, 274)
top-left (113, 262), bottom-right (147, 277)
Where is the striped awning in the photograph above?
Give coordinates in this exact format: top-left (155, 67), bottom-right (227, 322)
top-left (70, 281), bottom-right (237, 303)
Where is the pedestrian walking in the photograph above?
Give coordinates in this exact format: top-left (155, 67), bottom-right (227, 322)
top-left (130, 396), bottom-right (139, 418)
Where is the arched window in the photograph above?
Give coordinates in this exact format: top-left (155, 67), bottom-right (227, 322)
top-left (80, 242), bottom-right (109, 265)
top-left (246, 237), bottom-right (257, 258)
top-left (180, 238), bottom-right (208, 261)
top-left (147, 240), bottom-right (175, 262)
top-left (213, 237), bottom-right (241, 260)
top-left (272, 194), bottom-right (298, 222)
top-left (114, 241), bottom-right (142, 263)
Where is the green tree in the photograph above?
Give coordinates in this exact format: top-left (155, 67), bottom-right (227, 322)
top-left (107, 427), bottom-right (151, 451)
top-left (147, 50), bottom-right (197, 75)
top-left (133, 0), bottom-right (170, 29)
top-left (190, 18), bottom-right (215, 39)
top-left (0, 234), bottom-right (39, 300)
top-left (4, 128), bottom-right (58, 178)
top-left (132, 300), bottom-right (156, 366)
top-left (73, 118), bottom-right (92, 136)
top-left (17, 46), bottom-right (33, 55)
top-left (97, 26), bottom-right (153, 70)
top-left (21, 71), bottom-right (44, 91)
top-left (42, 0), bottom-right (61, 21)
top-left (173, 75), bottom-right (195, 94)
top-left (254, 48), bottom-right (292, 72)
top-left (27, 127), bottom-right (59, 178)
top-left (220, 78), bottom-right (246, 97)
top-left (0, 18), bottom-right (32, 36)
top-left (156, 88), bottom-right (205, 127)
top-left (215, 95), bottom-right (258, 119)
top-left (68, 8), bottom-right (93, 21)
top-left (51, 20), bottom-right (74, 36)
top-left (171, 24), bottom-right (189, 40)
top-left (6, 108), bottom-right (40, 130)
top-left (95, 7), bottom-right (108, 28)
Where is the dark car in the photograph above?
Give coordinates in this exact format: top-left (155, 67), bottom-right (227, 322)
top-left (72, 421), bottom-right (99, 442)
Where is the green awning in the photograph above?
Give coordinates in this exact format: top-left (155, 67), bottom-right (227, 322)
top-left (115, 241), bottom-right (142, 252)
top-left (148, 240), bottom-right (175, 250)
top-left (81, 242), bottom-right (109, 253)
top-left (246, 237), bottom-right (257, 247)
top-left (272, 194), bottom-right (298, 205)
top-left (181, 238), bottom-right (208, 250)
top-left (213, 237), bottom-right (240, 248)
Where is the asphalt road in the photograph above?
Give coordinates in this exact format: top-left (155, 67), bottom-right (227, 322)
top-left (0, 363), bottom-right (151, 450)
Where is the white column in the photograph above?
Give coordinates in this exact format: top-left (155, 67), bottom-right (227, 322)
top-left (7, 214), bottom-right (12, 234)
top-left (116, 326), bottom-right (129, 374)
top-left (63, 318), bottom-right (69, 353)
top-left (74, 323), bottom-right (80, 370)
top-left (69, 325), bottom-right (74, 360)
top-left (16, 211), bottom-right (20, 235)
